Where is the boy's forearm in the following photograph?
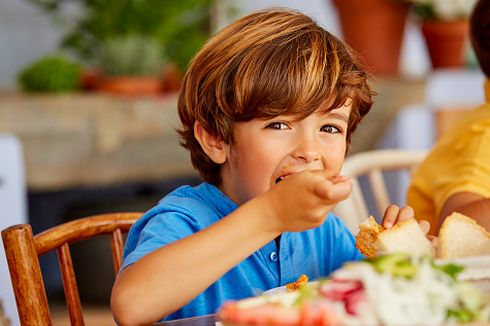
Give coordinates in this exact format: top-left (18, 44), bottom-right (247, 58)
top-left (111, 196), bottom-right (280, 326)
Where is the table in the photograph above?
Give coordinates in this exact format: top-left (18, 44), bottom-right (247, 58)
top-left (153, 314), bottom-right (217, 326)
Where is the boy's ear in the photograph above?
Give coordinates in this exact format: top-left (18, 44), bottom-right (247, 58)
top-left (194, 121), bottom-right (227, 164)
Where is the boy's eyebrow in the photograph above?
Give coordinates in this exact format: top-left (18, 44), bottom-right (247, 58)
top-left (325, 112), bottom-right (349, 123)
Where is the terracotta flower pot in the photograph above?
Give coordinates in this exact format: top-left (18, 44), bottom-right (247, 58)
top-left (98, 76), bottom-right (163, 95)
top-left (161, 65), bottom-right (183, 93)
top-left (333, 0), bottom-right (410, 75)
top-left (421, 19), bottom-right (469, 69)
top-left (80, 68), bottom-right (103, 91)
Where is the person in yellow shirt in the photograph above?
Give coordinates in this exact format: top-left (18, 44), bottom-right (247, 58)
top-left (407, 0), bottom-right (490, 235)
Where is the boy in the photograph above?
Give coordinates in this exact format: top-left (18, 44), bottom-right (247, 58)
top-left (111, 8), bottom-right (416, 325)
top-left (406, 0), bottom-right (490, 235)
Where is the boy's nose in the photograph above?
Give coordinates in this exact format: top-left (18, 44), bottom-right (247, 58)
top-left (291, 138), bottom-right (321, 163)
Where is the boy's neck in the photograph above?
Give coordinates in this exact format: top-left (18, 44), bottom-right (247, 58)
top-left (274, 235), bottom-right (281, 250)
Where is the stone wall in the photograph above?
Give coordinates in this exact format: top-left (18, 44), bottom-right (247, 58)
top-left (0, 92), bottom-right (197, 191)
top-left (349, 76), bottom-right (426, 154)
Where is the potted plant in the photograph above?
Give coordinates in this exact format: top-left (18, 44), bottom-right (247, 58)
top-left (95, 34), bottom-right (166, 95)
top-left (408, 0), bottom-right (478, 68)
top-left (23, 0), bottom-right (213, 77)
top-left (332, 0), bottom-right (411, 76)
top-left (18, 55), bottom-right (82, 93)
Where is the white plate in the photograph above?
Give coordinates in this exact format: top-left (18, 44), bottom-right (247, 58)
top-left (263, 286), bottom-right (287, 295)
top-left (437, 255), bottom-right (490, 292)
top-left (263, 281), bottom-right (321, 295)
top-left (437, 254), bottom-right (490, 269)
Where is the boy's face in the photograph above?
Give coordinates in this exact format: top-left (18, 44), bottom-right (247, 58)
top-left (218, 104), bottom-right (352, 206)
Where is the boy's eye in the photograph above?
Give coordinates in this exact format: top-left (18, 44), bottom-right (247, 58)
top-left (320, 125), bottom-right (341, 133)
top-left (266, 122), bottom-right (288, 130)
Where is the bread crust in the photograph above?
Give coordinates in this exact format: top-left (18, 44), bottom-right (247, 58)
top-left (355, 216), bottom-right (385, 259)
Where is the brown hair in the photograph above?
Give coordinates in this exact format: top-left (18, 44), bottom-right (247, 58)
top-left (178, 8), bottom-right (374, 185)
top-left (470, 0), bottom-right (490, 78)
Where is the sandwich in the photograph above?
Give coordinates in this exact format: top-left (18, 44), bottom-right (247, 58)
top-left (355, 216), bottom-right (435, 259)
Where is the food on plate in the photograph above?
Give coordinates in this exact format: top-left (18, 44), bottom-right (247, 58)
top-left (286, 274), bottom-right (309, 292)
top-left (217, 254), bottom-right (490, 326)
top-left (439, 212), bottom-right (490, 259)
top-left (355, 216), bottom-right (435, 259)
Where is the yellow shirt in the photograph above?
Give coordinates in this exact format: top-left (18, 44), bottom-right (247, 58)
top-left (407, 80), bottom-right (490, 235)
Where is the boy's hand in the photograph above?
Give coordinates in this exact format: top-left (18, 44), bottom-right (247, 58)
top-left (382, 205), bottom-right (439, 248)
top-left (263, 169), bottom-right (353, 233)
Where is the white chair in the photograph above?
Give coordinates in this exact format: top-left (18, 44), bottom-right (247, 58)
top-left (333, 149), bottom-right (427, 234)
top-left (0, 134), bottom-right (27, 326)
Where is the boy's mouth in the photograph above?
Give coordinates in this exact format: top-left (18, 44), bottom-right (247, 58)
top-left (273, 163), bottom-right (296, 185)
top-left (275, 174), bottom-right (292, 184)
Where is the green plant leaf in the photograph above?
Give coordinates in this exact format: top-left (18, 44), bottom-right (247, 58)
top-left (18, 55), bottom-right (81, 92)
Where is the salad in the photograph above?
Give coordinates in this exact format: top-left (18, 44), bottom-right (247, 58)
top-left (218, 254), bottom-right (490, 326)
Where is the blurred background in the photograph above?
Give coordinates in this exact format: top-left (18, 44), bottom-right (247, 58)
top-left (1, 0), bottom-right (433, 92)
top-left (0, 0), bottom-right (485, 325)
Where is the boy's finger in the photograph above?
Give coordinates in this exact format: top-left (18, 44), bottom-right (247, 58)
top-left (382, 205), bottom-right (414, 228)
top-left (328, 174), bottom-right (350, 184)
top-left (428, 235), bottom-right (439, 249)
top-left (418, 220), bottom-right (430, 235)
top-left (314, 169), bottom-right (337, 180)
top-left (382, 205), bottom-right (400, 228)
top-left (315, 178), bottom-right (352, 200)
top-left (397, 206), bottom-right (415, 223)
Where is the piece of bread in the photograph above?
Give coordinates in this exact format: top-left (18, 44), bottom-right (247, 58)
top-left (355, 216), bottom-right (385, 259)
top-left (376, 218), bottom-right (435, 257)
top-left (439, 212), bottom-right (490, 259)
top-left (355, 216), bottom-right (435, 259)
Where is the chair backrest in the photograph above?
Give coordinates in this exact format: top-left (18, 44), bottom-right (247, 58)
top-left (333, 149), bottom-right (427, 234)
top-left (1, 212), bottom-right (143, 326)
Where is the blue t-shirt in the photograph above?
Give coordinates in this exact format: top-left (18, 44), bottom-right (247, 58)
top-left (122, 182), bottom-right (364, 321)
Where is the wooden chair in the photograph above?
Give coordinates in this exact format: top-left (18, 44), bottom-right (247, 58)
top-left (333, 149), bottom-right (427, 234)
top-left (1, 212), bottom-right (143, 326)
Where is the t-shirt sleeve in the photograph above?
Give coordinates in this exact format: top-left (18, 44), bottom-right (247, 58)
top-left (121, 211), bottom-right (196, 269)
top-left (434, 127), bottom-right (490, 211)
